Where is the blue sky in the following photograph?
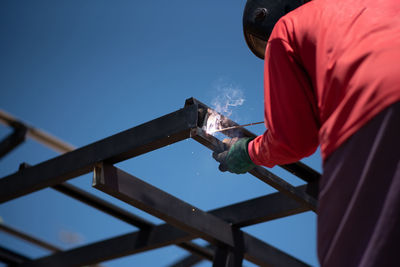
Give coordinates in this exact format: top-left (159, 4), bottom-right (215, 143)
top-left (0, 1), bottom-right (321, 266)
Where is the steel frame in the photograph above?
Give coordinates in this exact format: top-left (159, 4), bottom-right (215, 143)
top-left (0, 98), bottom-right (320, 266)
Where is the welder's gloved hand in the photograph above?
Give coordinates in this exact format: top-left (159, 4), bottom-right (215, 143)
top-left (212, 137), bottom-right (256, 174)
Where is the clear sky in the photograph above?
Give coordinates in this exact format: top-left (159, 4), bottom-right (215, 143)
top-left (0, 1), bottom-right (321, 266)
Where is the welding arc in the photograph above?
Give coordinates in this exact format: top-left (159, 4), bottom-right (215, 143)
top-left (211, 121), bottom-right (264, 133)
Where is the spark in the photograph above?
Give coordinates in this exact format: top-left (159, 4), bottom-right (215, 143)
top-left (204, 110), bottom-right (222, 135)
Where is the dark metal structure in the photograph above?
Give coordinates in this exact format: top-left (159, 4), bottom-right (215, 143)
top-left (0, 98), bottom-right (320, 266)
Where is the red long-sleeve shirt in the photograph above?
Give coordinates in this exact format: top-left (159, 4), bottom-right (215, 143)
top-left (248, 0), bottom-right (400, 167)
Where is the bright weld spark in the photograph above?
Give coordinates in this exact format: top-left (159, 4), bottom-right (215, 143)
top-left (204, 110), bottom-right (222, 135)
top-left (203, 109), bottom-right (263, 135)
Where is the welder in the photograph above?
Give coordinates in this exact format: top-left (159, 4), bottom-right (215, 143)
top-left (213, 0), bottom-right (400, 266)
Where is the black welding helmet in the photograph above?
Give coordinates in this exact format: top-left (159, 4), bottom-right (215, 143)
top-left (243, 0), bottom-right (306, 59)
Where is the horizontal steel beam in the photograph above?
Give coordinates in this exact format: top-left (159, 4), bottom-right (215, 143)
top-left (0, 104), bottom-right (198, 203)
top-left (92, 163), bottom-right (310, 267)
top-left (191, 127), bottom-right (317, 212)
top-left (22, 174), bottom-right (310, 266)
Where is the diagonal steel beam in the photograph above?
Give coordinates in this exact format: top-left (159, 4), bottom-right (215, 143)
top-left (191, 127), bottom-right (317, 212)
top-left (186, 97), bottom-right (320, 199)
top-left (92, 163), bottom-right (310, 267)
top-left (0, 104), bottom-right (198, 203)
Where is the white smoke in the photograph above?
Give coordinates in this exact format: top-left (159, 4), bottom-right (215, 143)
top-left (205, 80), bottom-right (246, 135)
top-left (211, 83), bottom-right (245, 117)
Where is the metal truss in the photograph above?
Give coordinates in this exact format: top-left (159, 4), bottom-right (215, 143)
top-left (0, 98), bottom-right (320, 266)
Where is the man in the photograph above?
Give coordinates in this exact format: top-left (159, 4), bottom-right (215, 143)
top-left (213, 0), bottom-right (400, 266)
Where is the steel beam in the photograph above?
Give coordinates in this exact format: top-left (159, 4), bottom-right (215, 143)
top-left (191, 127), bottom-right (317, 212)
top-left (249, 166), bottom-right (317, 212)
top-left (92, 163), bottom-right (310, 267)
top-left (0, 104), bottom-right (198, 203)
top-left (186, 97), bottom-right (320, 199)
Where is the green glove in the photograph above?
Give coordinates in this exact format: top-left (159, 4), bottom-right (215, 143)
top-left (213, 137), bottom-right (256, 174)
